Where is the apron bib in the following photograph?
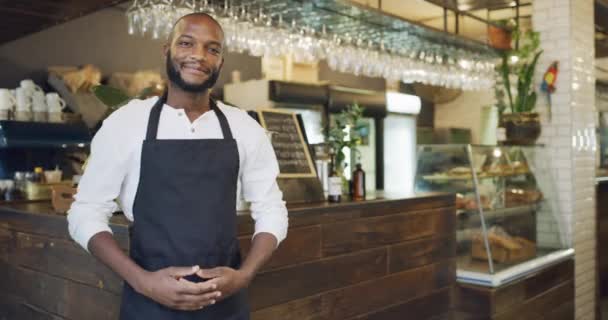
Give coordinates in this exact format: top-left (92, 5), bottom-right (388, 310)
top-left (119, 95), bottom-right (249, 320)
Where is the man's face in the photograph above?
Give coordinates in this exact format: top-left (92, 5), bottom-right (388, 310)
top-left (165, 16), bottom-right (224, 93)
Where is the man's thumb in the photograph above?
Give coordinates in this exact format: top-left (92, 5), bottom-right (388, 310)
top-left (168, 265), bottom-right (200, 278)
top-left (197, 267), bottom-right (222, 279)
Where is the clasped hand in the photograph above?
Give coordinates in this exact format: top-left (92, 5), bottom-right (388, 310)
top-left (135, 265), bottom-right (251, 311)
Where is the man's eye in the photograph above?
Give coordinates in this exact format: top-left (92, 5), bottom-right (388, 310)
top-left (209, 48), bottom-right (221, 54)
top-left (179, 41), bottom-right (192, 46)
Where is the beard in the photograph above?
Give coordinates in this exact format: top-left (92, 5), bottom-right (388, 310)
top-left (165, 53), bottom-right (221, 93)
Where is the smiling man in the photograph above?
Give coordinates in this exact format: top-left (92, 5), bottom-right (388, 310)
top-left (67, 13), bottom-right (288, 320)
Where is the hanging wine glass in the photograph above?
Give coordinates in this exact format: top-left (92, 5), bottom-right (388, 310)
top-left (126, 0), bottom-right (141, 36)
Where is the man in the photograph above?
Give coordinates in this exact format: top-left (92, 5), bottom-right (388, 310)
top-left (67, 12), bottom-right (288, 319)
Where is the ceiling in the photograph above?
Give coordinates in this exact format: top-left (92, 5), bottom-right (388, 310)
top-left (0, 0), bottom-right (126, 45)
top-left (348, 0), bottom-right (531, 42)
top-left (349, 0), bottom-right (605, 58)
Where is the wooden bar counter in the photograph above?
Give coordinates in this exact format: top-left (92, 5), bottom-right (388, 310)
top-left (0, 193), bottom-right (456, 320)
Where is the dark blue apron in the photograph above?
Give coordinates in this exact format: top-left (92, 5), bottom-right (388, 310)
top-left (119, 95), bottom-right (249, 320)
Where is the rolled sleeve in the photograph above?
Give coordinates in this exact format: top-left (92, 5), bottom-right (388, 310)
top-left (241, 130), bottom-right (288, 246)
top-left (67, 115), bottom-right (128, 252)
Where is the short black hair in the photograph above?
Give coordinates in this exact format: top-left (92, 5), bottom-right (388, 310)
top-left (168, 12), bottom-right (224, 43)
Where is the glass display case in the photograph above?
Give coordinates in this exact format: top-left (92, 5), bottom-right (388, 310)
top-left (415, 144), bottom-right (574, 287)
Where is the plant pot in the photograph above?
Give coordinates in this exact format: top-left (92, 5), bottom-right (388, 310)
top-left (488, 25), bottom-right (512, 50)
top-left (502, 112), bottom-right (541, 145)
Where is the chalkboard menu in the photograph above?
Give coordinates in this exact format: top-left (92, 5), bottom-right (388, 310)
top-left (258, 109), bottom-right (316, 178)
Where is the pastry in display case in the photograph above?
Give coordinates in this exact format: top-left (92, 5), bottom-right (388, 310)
top-left (414, 144), bottom-right (574, 287)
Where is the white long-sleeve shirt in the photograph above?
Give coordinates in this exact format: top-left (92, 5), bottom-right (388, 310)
top-left (67, 96), bottom-right (288, 251)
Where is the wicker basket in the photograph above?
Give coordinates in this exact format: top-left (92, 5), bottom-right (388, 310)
top-left (51, 184), bottom-right (77, 214)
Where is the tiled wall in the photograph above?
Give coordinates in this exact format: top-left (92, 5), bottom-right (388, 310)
top-left (533, 1), bottom-right (596, 319)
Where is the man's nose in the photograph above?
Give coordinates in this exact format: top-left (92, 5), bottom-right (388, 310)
top-left (188, 46), bottom-right (207, 61)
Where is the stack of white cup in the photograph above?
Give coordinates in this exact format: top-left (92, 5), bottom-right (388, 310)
top-left (15, 79), bottom-right (44, 122)
top-left (14, 87), bottom-right (32, 121)
top-left (2, 79), bottom-right (66, 123)
top-left (46, 92), bottom-right (66, 123)
top-left (32, 90), bottom-right (47, 122)
top-left (0, 89), bottom-right (16, 120)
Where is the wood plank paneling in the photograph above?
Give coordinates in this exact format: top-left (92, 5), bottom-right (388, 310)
top-left (239, 225), bottom-right (322, 271)
top-left (250, 294), bottom-right (323, 320)
top-left (350, 287), bottom-right (452, 320)
top-left (322, 208), bottom-right (453, 256)
top-left (317, 195), bottom-right (455, 224)
top-left (249, 248), bottom-right (388, 310)
top-left (0, 261), bottom-right (121, 320)
top-left (0, 209), bottom-right (71, 239)
top-left (251, 260), bottom-right (455, 320)
top-left (0, 209), bottom-right (129, 249)
top-left (237, 194), bottom-right (455, 236)
top-left (8, 232), bottom-right (123, 294)
top-left (318, 260), bottom-right (454, 319)
top-left (0, 227), bottom-right (12, 262)
top-left (455, 284), bottom-right (492, 316)
top-left (1, 194), bottom-right (457, 319)
top-left (493, 280), bottom-right (574, 320)
top-left (539, 300), bottom-right (574, 320)
top-left (454, 259), bottom-right (574, 320)
top-left (473, 259), bottom-right (574, 316)
top-left (0, 292), bottom-right (65, 320)
top-left (389, 235), bottom-right (456, 273)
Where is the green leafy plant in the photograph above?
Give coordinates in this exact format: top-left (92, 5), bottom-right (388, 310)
top-left (493, 18), bottom-right (517, 29)
top-left (496, 29), bottom-right (543, 115)
top-left (326, 103), bottom-right (365, 175)
top-left (92, 84), bottom-right (157, 119)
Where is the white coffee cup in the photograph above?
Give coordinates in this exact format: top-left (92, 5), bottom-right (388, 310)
top-left (0, 89), bottom-right (16, 111)
top-left (46, 93), bottom-right (66, 112)
top-left (32, 90), bottom-right (47, 112)
top-left (15, 87), bottom-right (31, 111)
top-left (20, 79), bottom-right (43, 96)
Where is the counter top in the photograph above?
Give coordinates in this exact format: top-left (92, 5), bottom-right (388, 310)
top-left (0, 192), bottom-right (453, 221)
top-left (0, 192), bottom-right (454, 240)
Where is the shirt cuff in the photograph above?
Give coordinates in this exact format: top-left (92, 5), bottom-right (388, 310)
top-left (68, 219), bottom-right (114, 253)
top-left (252, 216), bottom-right (288, 248)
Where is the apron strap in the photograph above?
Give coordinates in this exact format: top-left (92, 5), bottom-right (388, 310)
top-left (210, 99), bottom-right (234, 140)
top-left (145, 93), bottom-right (166, 141)
top-left (145, 94), bottom-right (235, 141)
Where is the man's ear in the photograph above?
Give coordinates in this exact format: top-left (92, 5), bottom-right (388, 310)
top-left (219, 57), bottom-right (225, 70)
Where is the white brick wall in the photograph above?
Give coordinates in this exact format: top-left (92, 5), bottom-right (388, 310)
top-left (533, 1), bottom-right (596, 319)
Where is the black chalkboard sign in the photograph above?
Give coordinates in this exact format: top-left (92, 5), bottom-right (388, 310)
top-left (257, 109), bottom-right (316, 178)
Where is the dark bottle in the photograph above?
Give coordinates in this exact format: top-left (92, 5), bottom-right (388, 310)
top-left (352, 163), bottom-right (366, 201)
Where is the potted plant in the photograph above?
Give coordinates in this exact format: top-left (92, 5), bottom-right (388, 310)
top-left (326, 103), bottom-right (365, 194)
top-left (488, 19), bottom-right (515, 50)
top-left (496, 29), bottom-right (543, 145)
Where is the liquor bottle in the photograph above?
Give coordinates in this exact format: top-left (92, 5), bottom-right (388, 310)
top-left (352, 163), bottom-right (366, 201)
top-left (327, 160), bottom-right (342, 203)
top-left (33, 167), bottom-right (45, 183)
